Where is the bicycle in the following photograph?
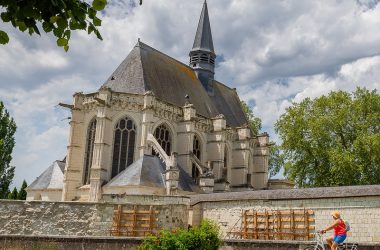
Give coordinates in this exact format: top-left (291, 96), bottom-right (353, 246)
top-left (303, 232), bottom-right (358, 250)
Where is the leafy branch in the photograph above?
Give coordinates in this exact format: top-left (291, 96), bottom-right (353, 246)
top-left (0, 0), bottom-right (108, 51)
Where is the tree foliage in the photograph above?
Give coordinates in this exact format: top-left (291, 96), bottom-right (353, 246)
top-left (17, 180), bottom-right (27, 200)
top-left (0, 0), bottom-right (108, 50)
top-left (0, 101), bottom-right (16, 199)
top-left (268, 142), bottom-right (285, 178)
top-left (241, 100), bottom-right (262, 135)
top-left (7, 186), bottom-right (17, 199)
top-left (275, 88), bottom-right (380, 187)
top-left (139, 219), bottom-right (222, 250)
top-left (241, 101), bottom-right (282, 177)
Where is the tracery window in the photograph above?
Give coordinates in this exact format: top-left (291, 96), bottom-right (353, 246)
top-left (83, 118), bottom-right (97, 185)
top-left (153, 124), bottom-right (172, 156)
top-left (192, 135), bottom-right (201, 184)
top-left (111, 116), bottom-right (136, 178)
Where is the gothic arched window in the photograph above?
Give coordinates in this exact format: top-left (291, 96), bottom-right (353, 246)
top-left (193, 135), bottom-right (201, 160)
top-left (154, 124), bottom-right (172, 156)
top-left (111, 116), bottom-right (136, 178)
top-left (83, 118), bottom-right (97, 185)
top-left (222, 146), bottom-right (228, 181)
top-left (192, 135), bottom-right (202, 183)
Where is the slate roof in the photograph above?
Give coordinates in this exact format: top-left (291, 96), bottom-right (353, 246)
top-left (191, 0), bottom-right (214, 54)
top-left (101, 41), bottom-right (247, 127)
top-left (210, 80), bottom-right (248, 127)
top-left (105, 155), bottom-right (165, 188)
top-left (104, 154), bottom-right (201, 193)
top-left (27, 160), bottom-right (65, 190)
top-left (190, 185), bottom-right (380, 205)
top-left (102, 41), bottom-right (218, 119)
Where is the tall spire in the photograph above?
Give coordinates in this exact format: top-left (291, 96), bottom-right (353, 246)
top-left (189, 0), bottom-right (216, 95)
top-left (192, 0), bottom-right (214, 53)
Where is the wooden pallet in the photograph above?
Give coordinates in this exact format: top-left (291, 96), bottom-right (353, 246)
top-left (238, 208), bottom-right (315, 241)
top-left (110, 205), bottom-right (159, 237)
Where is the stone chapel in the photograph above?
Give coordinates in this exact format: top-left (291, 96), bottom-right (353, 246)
top-left (26, 1), bottom-right (270, 202)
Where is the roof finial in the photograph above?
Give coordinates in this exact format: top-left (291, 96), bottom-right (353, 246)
top-left (136, 38), bottom-right (142, 47)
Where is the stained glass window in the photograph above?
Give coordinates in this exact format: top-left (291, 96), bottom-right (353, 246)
top-left (111, 116), bottom-right (136, 178)
top-left (153, 124), bottom-right (172, 156)
top-left (83, 118), bottom-right (97, 185)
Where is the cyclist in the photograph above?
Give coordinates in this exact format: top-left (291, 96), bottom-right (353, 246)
top-left (320, 211), bottom-right (347, 250)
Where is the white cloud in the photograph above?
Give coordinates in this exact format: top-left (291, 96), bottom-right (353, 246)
top-left (0, 75), bottom-right (95, 187)
top-left (240, 55), bottom-right (380, 145)
top-left (0, 34), bottom-right (69, 78)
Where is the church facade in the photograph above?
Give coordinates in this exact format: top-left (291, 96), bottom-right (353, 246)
top-left (26, 1), bottom-right (269, 202)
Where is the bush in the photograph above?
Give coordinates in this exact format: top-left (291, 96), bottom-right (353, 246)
top-left (139, 219), bottom-right (222, 250)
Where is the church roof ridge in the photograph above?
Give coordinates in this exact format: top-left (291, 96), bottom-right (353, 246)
top-left (100, 39), bottom-right (247, 126)
top-left (26, 160), bottom-right (65, 191)
top-left (137, 40), bottom-right (196, 72)
top-left (211, 79), bottom-right (237, 91)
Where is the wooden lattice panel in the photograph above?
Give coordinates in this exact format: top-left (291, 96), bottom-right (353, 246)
top-left (110, 205), bottom-right (159, 237)
top-left (239, 209), bottom-right (315, 241)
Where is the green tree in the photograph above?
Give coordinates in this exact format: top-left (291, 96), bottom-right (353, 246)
top-left (241, 100), bottom-right (283, 177)
top-left (7, 186), bottom-right (18, 200)
top-left (0, 0), bottom-right (144, 48)
top-left (0, 101), bottom-right (16, 199)
top-left (268, 142), bottom-right (285, 178)
top-left (275, 88), bottom-right (380, 187)
top-left (17, 180), bottom-right (27, 200)
top-left (241, 100), bottom-right (262, 135)
top-left (0, 0), bottom-right (109, 50)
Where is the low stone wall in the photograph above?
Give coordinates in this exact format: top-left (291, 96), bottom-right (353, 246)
top-left (191, 185), bottom-right (380, 243)
top-left (0, 235), bottom-right (142, 250)
top-left (1, 235), bottom-right (380, 250)
top-left (222, 239), bottom-right (380, 250)
top-left (0, 195), bottom-right (189, 236)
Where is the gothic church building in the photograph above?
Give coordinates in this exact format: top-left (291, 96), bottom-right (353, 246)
top-left (26, 1), bottom-right (269, 201)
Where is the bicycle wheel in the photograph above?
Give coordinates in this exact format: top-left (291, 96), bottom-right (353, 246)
top-left (336, 246), bottom-right (347, 250)
top-left (303, 246), bottom-right (324, 250)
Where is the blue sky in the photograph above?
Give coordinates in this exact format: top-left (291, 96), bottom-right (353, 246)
top-left (0, 0), bottom-right (380, 188)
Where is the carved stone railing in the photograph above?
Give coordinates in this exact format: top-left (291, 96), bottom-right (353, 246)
top-left (146, 133), bottom-right (175, 169)
top-left (189, 152), bottom-right (207, 175)
top-left (147, 133), bottom-right (179, 195)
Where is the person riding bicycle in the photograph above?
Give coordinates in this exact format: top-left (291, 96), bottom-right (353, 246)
top-left (320, 211), bottom-right (347, 250)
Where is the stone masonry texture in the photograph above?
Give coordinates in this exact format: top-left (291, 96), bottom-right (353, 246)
top-left (1, 236), bottom-right (380, 250)
top-left (190, 185), bottom-right (380, 243)
top-left (0, 198), bottom-right (189, 236)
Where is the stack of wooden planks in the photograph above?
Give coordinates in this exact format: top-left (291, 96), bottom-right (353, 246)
top-left (110, 205), bottom-right (159, 237)
top-left (228, 208), bottom-right (315, 240)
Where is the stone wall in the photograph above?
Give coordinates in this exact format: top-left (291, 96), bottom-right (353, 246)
top-left (0, 195), bottom-right (189, 236)
top-left (0, 235), bottom-right (142, 250)
top-left (190, 185), bottom-right (380, 243)
top-left (1, 235), bottom-right (380, 250)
